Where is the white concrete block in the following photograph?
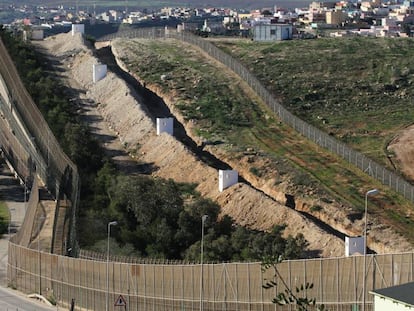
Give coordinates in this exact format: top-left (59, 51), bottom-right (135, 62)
top-left (71, 24), bottom-right (85, 36)
top-left (219, 169), bottom-right (238, 192)
top-left (93, 64), bottom-right (107, 83)
top-left (31, 29), bottom-right (44, 40)
top-left (156, 118), bottom-right (173, 135)
top-left (345, 236), bottom-right (364, 257)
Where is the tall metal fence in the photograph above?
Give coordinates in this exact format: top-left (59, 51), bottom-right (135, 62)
top-left (10, 177), bottom-right (39, 246)
top-left (1, 27), bottom-right (414, 311)
top-left (0, 37), bottom-right (80, 254)
top-left (8, 241), bottom-right (414, 311)
top-left (97, 28), bottom-right (414, 204)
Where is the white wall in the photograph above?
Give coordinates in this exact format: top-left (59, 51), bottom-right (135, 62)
top-left (32, 29), bottom-right (44, 40)
top-left (219, 170), bottom-right (238, 192)
top-left (156, 118), bottom-right (173, 135)
top-left (92, 64), bottom-right (107, 83)
top-left (373, 295), bottom-right (412, 311)
top-left (72, 24), bottom-right (85, 36)
top-left (253, 24), bottom-right (293, 41)
top-left (345, 236), bottom-right (364, 256)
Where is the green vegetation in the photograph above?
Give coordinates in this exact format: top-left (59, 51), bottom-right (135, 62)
top-left (310, 205), bottom-right (323, 213)
top-left (0, 26), bottom-right (110, 205)
top-left (0, 201), bottom-right (9, 236)
top-left (83, 173), bottom-right (307, 261)
top-left (0, 27), bottom-right (307, 261)
top-left (117, 38), bottom-right (414, 243)
top-left (124, 39), bottom-right (259, 135)
top-left (213, 37), bottom-right (414, 168)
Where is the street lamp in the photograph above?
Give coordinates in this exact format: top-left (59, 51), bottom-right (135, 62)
top-left (200, 215), bottom-right (208, 311)
top-left (106, 221), bottom-right (117, 311)
top-left (362, 189), bottom-right (379, 311)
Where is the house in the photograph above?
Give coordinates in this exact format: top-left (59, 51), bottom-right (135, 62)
top-left (252, 24), bottom-right (293, 41)
top-left (371, 281), bottom-right (414, 311)
top-left (326, 10), bottom-right (347, 25)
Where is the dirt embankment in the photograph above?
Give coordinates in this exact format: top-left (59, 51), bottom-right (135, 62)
top-left (35, 32), bottom-right (411, 257)
top-left (388, 127), bottom-right (414, 181)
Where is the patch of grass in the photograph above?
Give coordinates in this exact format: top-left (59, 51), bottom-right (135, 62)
top-left (213, 37), bottom-right (414, 168)
top-left (0, 201), bottom-right (9, 236)
top-left (310, 205), bottom-right (323, 213)
top-left (249, 167), bottom-right (262, 177)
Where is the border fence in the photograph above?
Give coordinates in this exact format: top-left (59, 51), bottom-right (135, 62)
top-left (98, 27), bottom-right (414, 203)
top-left (7, 242), bottom-right (414, 311)
top-left (1, 27), bottom-right (414, 311)
top-left (0, 37), bottom-right (80, 255)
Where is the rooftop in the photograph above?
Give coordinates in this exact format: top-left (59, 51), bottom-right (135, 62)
top-left (371, 281), bottom-right (414, 306)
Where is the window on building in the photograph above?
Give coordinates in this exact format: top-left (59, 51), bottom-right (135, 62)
top-left (270, 29), bottom-right (276, 35)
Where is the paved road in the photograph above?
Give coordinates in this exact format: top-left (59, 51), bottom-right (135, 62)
top-left (0, 286), bottom-right (58, 311)
top-left (0, 160), bottom-right (61, 311)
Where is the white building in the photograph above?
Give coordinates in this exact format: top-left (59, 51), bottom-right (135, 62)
top-left (252, 24), bottom-right (293, 41)
top-left (371, 282), bottom-right (414, 311)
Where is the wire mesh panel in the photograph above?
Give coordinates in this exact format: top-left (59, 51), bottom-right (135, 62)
top-left (338, 256), bottom-right (359, 304)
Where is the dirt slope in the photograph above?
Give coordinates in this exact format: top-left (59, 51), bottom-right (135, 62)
top-left (388, 126), bottom-right (414, 181)
top-left (34, 32), bottom-right (411, 258)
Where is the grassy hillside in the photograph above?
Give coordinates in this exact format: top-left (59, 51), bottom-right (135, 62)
top-left (116, 38), bottom-right (414, 244)
top-left (213, 37), bottom-right (414, 172)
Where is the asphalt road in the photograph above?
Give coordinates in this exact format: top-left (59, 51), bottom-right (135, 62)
top-left (0, 286), bottom-right (58, 311)
top-left (0, 160), bottom-right (61, 310)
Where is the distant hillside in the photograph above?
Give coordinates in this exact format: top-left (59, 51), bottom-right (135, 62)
top-left (6, 0), bottom-right (312, 10)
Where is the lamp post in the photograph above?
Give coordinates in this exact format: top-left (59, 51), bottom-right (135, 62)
top-left (362, 189), bottom-right (379, 311)
top-left (200, 215), bottom-right (208, 311)
top-left (106, 221), bottom-right (117, 311)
